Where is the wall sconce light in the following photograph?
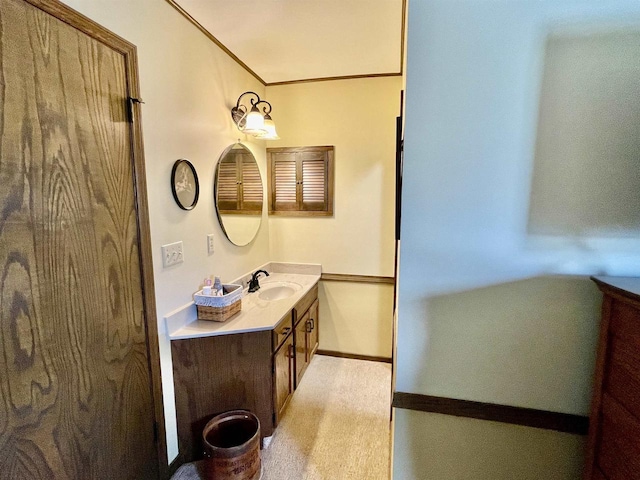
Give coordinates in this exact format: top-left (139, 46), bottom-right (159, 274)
top-left (231, 91), bottom-right (280, 140)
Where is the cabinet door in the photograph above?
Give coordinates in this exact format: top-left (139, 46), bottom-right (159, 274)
top-left (307, 299), bottom-right (320, 362)
top-left (295, 310), bottom-right (311, 387)
top-left (274, 334), bottom-right (294, 424)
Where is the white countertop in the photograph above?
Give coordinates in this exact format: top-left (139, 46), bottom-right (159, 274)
top-left (168, 271), bottom-right (320, 340)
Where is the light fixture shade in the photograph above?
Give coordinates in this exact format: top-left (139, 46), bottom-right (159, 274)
top-left (258, 117), bottom-right (280, 140)
top-left (243, 106), bottom-right (266, 134)
top-left (231, 92), bottom-right (278, 138)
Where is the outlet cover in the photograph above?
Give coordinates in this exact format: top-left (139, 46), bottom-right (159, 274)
top-left (161, 241), bottom-right (184, 267)
top-left (207, 234), bottom-right (214, 255)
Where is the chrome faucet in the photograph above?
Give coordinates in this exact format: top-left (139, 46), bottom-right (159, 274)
top-left (248, 270), bottom-right (269, 293)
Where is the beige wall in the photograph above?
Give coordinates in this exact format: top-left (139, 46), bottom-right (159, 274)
top-left (266, 77), bottom-right (400, 275)
top-left (63, 0), bottom-right (270, 462)
top-left (400, 276), bottom-right (601, 414)
top-left (320, 282), bottom-right (394, 358)
top-left (266, 77), bottom-right (401, 358)
top-left (393, 409), bottom-right (585, 480)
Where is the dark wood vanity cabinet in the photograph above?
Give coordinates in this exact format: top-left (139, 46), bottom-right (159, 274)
top-left (585, 277), bottom-right (640, 480)
top-left (274, 324), bottom-right (294, 425)
top-left (171, 330), bottom-right (274, 463)
top-left (293, 286), bottom-right (319, 387)
top-left (171, 281), bottom-right (319, 463)
top-left (308, 300), bottom-right (319, 358)
top-left (295, 299), bottom-right (319, 387)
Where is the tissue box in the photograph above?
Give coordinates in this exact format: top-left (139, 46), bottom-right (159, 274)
top-left (194, 283), bottom-right (243, 322)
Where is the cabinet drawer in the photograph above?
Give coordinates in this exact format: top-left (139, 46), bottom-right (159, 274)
top-left (272, 314), bottom-right (293, 352)
top-left (294, 283), bottom-right (318, 323)
top-left (596, 393), bottom-right (640, 480)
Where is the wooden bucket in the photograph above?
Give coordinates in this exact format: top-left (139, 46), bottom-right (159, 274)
top-left (202, 410), bottom-right (261, 480)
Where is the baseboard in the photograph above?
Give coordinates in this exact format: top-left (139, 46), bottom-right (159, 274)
top-left (317, 349), bottom-right (392, 364)
top-left (392, 392), bottom-right (589, 435)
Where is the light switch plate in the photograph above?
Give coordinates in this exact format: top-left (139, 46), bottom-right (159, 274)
top-left (161, 241), bottom-right (184, 267)
top-left (207, 234), bottom-right (214, 255)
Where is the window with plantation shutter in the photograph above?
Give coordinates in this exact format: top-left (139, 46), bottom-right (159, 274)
top-left (267, 146), bottom-right (334, 216)
top-left (215, 150), bottom-right (263, 214)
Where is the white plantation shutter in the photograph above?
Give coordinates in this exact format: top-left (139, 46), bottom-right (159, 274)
top-left (267, 146), bottom-right (334, 216)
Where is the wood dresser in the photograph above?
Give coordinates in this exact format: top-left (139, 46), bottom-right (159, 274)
top-left (586, 277), bottom-right (640, 480)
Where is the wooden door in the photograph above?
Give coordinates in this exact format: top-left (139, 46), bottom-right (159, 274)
top-left (0, 0), bottom-right (162, 478)
top-left (274, 335), bottom-right (293, 424)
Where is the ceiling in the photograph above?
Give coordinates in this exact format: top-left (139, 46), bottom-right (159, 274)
top-left (171, 0), bottom-right (405, 85)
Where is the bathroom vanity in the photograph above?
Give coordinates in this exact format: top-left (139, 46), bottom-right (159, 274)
top-left (168, 267), bottom-right (320, 463)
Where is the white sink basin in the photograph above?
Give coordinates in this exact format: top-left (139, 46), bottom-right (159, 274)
top-left (257, 281), bottom-right (302, 301)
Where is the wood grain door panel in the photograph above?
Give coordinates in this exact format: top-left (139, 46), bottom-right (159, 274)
top-left (0, 0), bottom-right (159, 478)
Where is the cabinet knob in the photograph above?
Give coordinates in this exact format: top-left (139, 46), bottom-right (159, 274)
top-left (281, 327), bottom-right (291, 335)
top-left (306, 320), bottom-right (312, 333)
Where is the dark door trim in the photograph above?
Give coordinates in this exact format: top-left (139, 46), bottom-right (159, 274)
top-left (21, 0), bottom-right (167, 476)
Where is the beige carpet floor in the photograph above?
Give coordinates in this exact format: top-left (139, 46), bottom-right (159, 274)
top-left (261, 355), bottom-right (392, 480)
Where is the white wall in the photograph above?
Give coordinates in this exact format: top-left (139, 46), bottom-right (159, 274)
top-left (62, 0), bottom-right (270, 463)
top-left (266, 78), bottom-right (401, 358)
top-left (395, 1), bottom-right (640, 478)
top-left (529, 30), bottom-right (640, 237)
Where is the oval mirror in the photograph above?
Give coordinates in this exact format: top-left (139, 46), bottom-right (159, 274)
top-left (214, 143), bottom-right (264, 246)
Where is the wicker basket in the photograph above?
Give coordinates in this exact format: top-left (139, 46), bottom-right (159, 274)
top-left (194, 284), bottom-right (243, 322)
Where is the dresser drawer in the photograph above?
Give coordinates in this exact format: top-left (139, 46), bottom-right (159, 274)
top-left (293, 283), bottom-right (318, 323)
top-left (605, 333), bottom-right (640, 420)
top-left (609, 300), bottom-right (640, 343)
top-left (596, 393), bottom-right (640, 480)
top-left (592, 467), bottom-right (607, 480)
